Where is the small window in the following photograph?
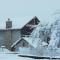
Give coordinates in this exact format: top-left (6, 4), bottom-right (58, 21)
top-left (47, 37), bottom-right (50, 44)
top-left (22, 41), bottom-right (28, 47)
top-left (23, 42), bottom-right (25, 47)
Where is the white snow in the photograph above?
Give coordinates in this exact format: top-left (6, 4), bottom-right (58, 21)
top-left (41, 42), bottom-right (48, 46)
top-left (27, 16), bottom-right (60, 58)
top-left (0, 53), bottom-right (35, 60)
top-left (0, 47), bottom-right (10, 53)
top-left (48, 19), bottom-right (60, 48)
top-left (0, 47), bottom-right (35, 60)
top-left (1, 15), bottom-right (60, 60)
top-left (23, 37), bottom-right (41, 48)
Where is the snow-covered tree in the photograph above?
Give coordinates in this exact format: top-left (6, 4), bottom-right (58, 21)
top-left (48, 19), bottom-right (60, 48)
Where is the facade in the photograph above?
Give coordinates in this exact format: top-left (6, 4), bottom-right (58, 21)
top-left (0, 29), bottom-right (21, 50)
top-left (11, 37), bottom-right (38, 55)
top-left (0, 16), bottom-right (40, 50)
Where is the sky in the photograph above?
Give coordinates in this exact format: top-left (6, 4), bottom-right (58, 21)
top-left (0, 0), bottom-right (60, 28)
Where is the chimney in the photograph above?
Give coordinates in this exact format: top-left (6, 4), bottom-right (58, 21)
top-left (6, 18), bottom-right (12, 29)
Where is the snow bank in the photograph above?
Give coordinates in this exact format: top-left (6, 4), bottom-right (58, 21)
top-left (0, 53), bottom-right (35, 60)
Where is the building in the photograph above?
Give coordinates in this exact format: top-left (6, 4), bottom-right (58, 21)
top-left (11, 37), bottom-right (39, 55)
top-left (0, 16), bottom-right (40, 50)
top-left (0, 18), bottom-right (21, 50)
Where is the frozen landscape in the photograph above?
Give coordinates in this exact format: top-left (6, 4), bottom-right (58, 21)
top-left (25, 14), bottom-right (60, 59)
top-left (0, 47), bottom-right (36, 60)
top-left (1, 16), bottom-right (60, 60)
top-left (0, 0), bottom-right (60, 60)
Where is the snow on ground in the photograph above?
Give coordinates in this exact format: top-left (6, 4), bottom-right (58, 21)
top-left (0, 53), bottom-right (36, 60)
top-left (0, 52), bottom-right (53, 60)
top-left (0, 47), bottom-right (36, 60)
top-left (0, 47), bottom-right (10, 53)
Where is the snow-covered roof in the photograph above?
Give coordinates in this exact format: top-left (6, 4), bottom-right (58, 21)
top-left (11, 37), bottom-right (41, 48)
top-left (11, 38), bottom-right (22, 48)
top-left (41, 42), bottom-right (48, 46)
top-left (23, 37), bottom-right (41, 48)
top-left (0, 16), bottom-right (40, 29)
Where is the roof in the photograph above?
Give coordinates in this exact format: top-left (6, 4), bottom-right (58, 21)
top-left (0, 16), bottom-right (40, 31)
top-left (21, 16), bottom-right (40, 35)
top-left (11, 37), bottom-right (41, 48)
top-left (21, 16), bottom-right (40, 29)
top-left (25, 16), bottom-right (40, 25)
top-left (11, 38), bottom-right (22, 48)
top-left (11, 36), bottom-right (48, 49)
top-left (23, 37), bottom-right (40, 48)
top-left (41, 42), bottom-right (48, 46)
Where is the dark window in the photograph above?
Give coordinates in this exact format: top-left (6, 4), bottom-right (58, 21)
top-left (47, 37), bottom-right (50, 44)
top-left (23, 42), bottom-right (25, 47)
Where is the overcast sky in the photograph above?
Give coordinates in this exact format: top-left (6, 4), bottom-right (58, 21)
top-left (0, 0), bottom-right (60, 28)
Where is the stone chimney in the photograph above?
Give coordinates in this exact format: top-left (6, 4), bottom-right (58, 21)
top-left (6, 18), bottom-right (12, 29)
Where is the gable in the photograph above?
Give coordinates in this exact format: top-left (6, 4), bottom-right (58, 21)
top-left (11, 38), bottom-right (29, 48)
top-left (26, 16), bottom-right (40, 25)
top-left (17, 39), bottom-right (29, 47)
top-left (21, 16), bottom-right (40, 36)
